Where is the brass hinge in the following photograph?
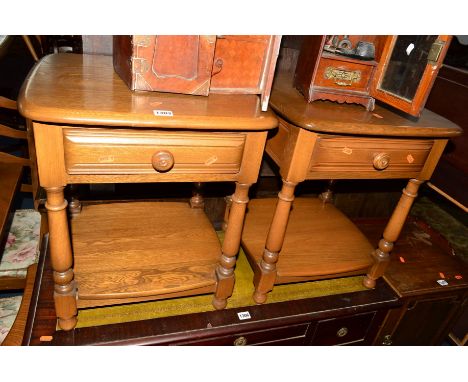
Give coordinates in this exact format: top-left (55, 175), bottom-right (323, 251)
top-left (133, 35), bottom-right (152, 47)
top-left (427, 40), bottom-right (445, 65)
top-left (129, 57), bottom-right (149, 74)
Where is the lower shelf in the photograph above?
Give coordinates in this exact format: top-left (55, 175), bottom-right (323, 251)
top-left (71, 201), bottom-right (220, 308)
top-left (23, 233), bottom-right (398, 345)
top-left (241, 197), bottom-right (374, 282)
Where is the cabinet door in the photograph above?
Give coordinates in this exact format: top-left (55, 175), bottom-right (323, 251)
top-left (370, 35), bottom-right (451, 117)
top-left (378, 295), bottom-right (461, 346)
top-left (129, 35), bottom-right (217, 95)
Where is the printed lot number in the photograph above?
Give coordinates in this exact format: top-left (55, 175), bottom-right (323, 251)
top-left (237, 311), bottom-right (251, 320)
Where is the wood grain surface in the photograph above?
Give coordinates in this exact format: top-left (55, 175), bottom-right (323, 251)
top-left (23, 230), bottom-right (399, 346)
top-left (18, 54), bottom-right (278, 131)
top-left (241, 198), bottom-right (374, 279)
top-left (63, 127), bottom-right (246, 175)
top-left (270, 73), bottom-right (462, 137)
top-left (71, 201), bottom-right (220, 307)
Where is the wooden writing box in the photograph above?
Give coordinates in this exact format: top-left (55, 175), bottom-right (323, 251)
top-left (294, 35), bottom-right (451, 117)
top-left (113, 35), bottom-right (281, 111)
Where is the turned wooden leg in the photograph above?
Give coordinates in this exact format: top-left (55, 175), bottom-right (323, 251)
top-left (213, 183), bottom-right (251, 310)
top-left (319, 180), bottom-right (336, 204)
top-left (189, 182), bottom-right (205, 209)
top-left (253, 179), bottom-right (297, 304)
top-left (67, 184), bottom-right (82, 218)
top-left (45, 186), bottom-right (77, 330)
top-left (363, 179), bottom-right (423, 288)
top-left (222, 195), bottom-right (233, 231)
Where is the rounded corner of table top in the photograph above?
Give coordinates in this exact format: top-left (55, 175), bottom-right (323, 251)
top-left (16, 53), bottom-right (280, 131)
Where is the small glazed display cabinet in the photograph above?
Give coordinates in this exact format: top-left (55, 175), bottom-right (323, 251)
top-left (294, 35), bottom-right (451, 116)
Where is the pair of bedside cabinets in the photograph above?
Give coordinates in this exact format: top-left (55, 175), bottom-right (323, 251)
top-left (19, 52), bottom-right (463, 343)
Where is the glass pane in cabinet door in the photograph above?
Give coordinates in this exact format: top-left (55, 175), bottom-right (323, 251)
top-left (379, 35), bottom-right (437, 101)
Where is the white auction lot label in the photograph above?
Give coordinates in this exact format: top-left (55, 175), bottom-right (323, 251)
top-left (237, 311), bottom-right (252, 320)
top-left (153, 110), bottom-right (174, 117)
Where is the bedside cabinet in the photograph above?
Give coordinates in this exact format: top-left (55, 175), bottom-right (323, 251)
top-left (18, 53), bottom-right (277, 331)
top-left (241, 72), bottom-right (462, 304)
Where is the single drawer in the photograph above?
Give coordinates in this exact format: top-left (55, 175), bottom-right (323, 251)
top-left (63, 128), bottom-right (246, 176)
top-left (308, 135), bottom-right (433, 179)
top-left (177, 323), bottom-right (308, 346)
top-left (308, 312), bottom-right (376, 346)
top-left (314, 55), bottom-right (375, 93)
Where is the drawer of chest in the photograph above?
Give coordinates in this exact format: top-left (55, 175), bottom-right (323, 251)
top-left (62, 128), bottom-right (246, 176)
top-left (177, 323), bottom-right (308, 346)
top-left (307, 135), bottom-right (434, 179)
top-left (308, 312), bottom-right (376, 346)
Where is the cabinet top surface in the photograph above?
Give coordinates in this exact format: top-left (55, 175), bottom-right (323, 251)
top-left (18, 53), bottom-right (278, 131)
top-left (359, 219), bottom-right (468, 297)
top-left (270, 73), bottom-right (462, 138)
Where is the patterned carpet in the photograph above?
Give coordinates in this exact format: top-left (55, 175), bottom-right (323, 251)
top-left (411, 195), bottom-right (468, 262)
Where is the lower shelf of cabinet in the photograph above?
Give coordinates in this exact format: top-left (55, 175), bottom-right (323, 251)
top-left (71, 201), bottom-right (220, 308)
top-left (241, 197), bottom-right (374, 282)
top-left (23, 231), bottom-right (400, 345)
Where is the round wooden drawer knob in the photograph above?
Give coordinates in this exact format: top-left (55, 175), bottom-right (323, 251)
top-left (373, 153), bottom-right (390, 170)
top-left (233, 336), bottom-right (248, 346)
top-left (152, 151), bottom-right (174, 172)
top-left (336, 327), bottom-right (349, 338)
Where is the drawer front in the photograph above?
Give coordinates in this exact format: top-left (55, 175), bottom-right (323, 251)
top-left (176, 323), bottom-right (308, 346)
top-left (314, 56), bottom-right (374, 93)
top-left (63, 128), bottom-right (246, 176)
top-left (308, 312), bottom-right (376, 346)
top-left (308, 135), bottom-right (433, 179)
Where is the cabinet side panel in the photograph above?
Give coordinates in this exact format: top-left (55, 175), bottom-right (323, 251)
top-left (32, 123), bottom-right (67, 187)
top-left (294, 36), bottom-right (326, 101)
top-left (113, 35), bottom-right (134, 90)
top-left (210, 35), bottom-right (271, 92)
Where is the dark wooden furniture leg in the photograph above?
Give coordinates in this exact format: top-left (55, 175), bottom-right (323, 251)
top-left (68, 184), bottom-right (82, 218)
top-left (190, 182), bottom-right (205, 209)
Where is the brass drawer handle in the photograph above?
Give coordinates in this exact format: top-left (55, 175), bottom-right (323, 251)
top-left (336, 327), bottom-right (348, 338)
top-left (382, 335), bottom-right (393, 346)
top-left (233, 336), bottom-right (247, 346)
top-left (152, 151), bottom-right (174, 172)
top-left (373, 152), bottom-right (390, 170)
